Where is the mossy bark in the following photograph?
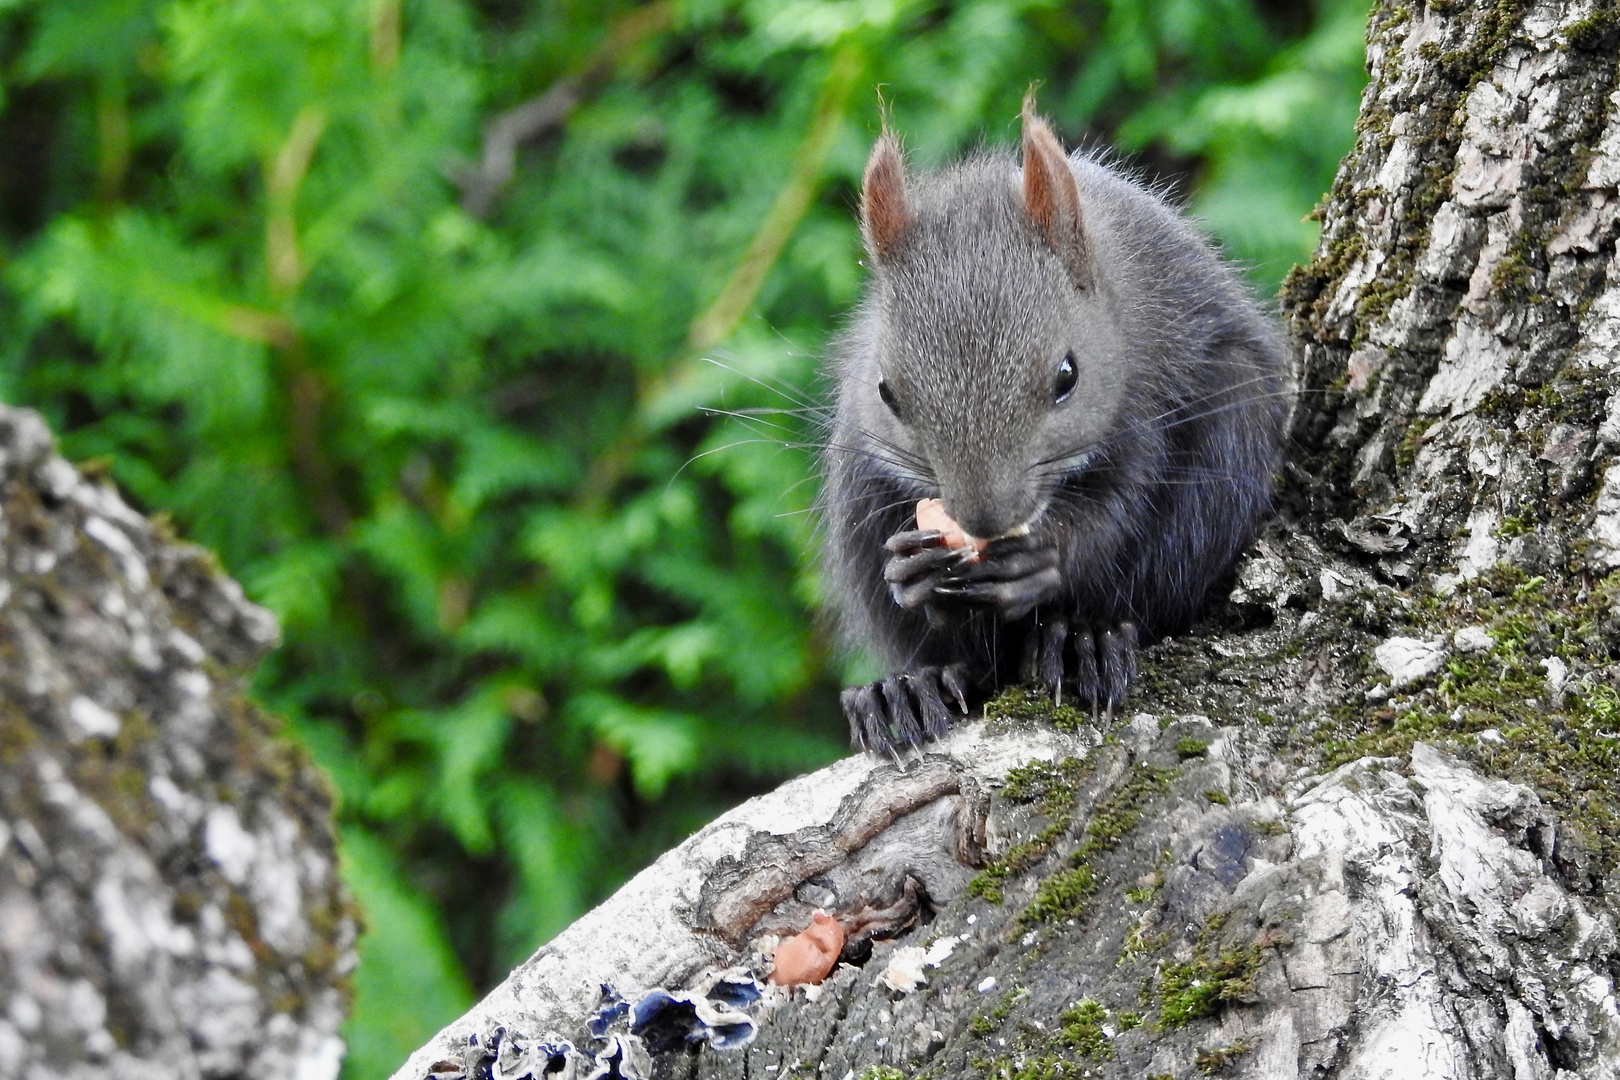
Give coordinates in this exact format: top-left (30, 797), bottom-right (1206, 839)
top-left (394, 1), bottom-right (1620, 1077)
top-left (0, 405), bottom-right (356, 1079)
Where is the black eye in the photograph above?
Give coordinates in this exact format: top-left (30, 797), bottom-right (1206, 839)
top-left (1055, 351), bottom-right (1078, 403)
top-left (878, 378), bottom-right (903, 419)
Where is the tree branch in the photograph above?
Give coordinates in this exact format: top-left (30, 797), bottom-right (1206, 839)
top-left (457, 3), bottom-right (674, 218)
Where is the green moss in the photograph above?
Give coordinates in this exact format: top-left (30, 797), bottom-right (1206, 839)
top-left (1393, 416), bottom-right (1438, 470)
top-left (998, 1053), bottom-right (1072, 1080)
top-left (856, 1067), bottom-right (905, 1080)
top-left (1057, 999), bottom-right (1113, 1060)
top-left (1466, 0), bottom-right (1529, 83)
top-left (969, 988), bottom-right (1028, 1037)
top-left (1566, 7), bottom-right (1620, 49)
top-left (1476, 385), bottom-right (1516, 417)
top-left (1351, 278), bottom-right (1407, 333)
top-left (0, 699), bottom-right (40, 763)
top-left (1174, 735), bottom-right (1210, 758)
top-left (1124, 880), bottom-right (1160, 904)
top-left (225, 889), bottom-right (274, 966)
top-left (968, 758), bottom-right (1090, 904)
top-left (1073, 764), bottom-right (1176, 862)
top-left (1479, 372), bottom-right (1600, 427)
top-left (1019, 865), bottom-right (1096, 925)
top-left (1315, 568), bottom-right (1620, 873)
top-left (1196, 1039), bottom-right (1254, 1075)
top-left (58, 705), bottom-right (170, 839)
top-left (973, 997), bottom-right (1138, 1079)
top-left (967, 826), bottom-right (1053, 904)
top-left (1496, 515), bottom-right (1531, 539)
top-left (1121, 920), bottom-right (1171, 964)
top-left (984, 686), bottom-right (1092, 733)
top-left (1013, 762), bottom-right (1174, 925)
top-left (1203, 789), bottom-right (1231, 805)
top-left (1156, 943), bottom-right (1263, 1028)
top-left (1280, 230), bottom-right (1366, 329)
top-left (1153, 915), bottom-right (1264, 1029)
top-left (1001, 757), bottom-right (1090, 815)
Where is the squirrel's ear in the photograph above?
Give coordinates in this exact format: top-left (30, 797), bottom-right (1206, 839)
top-left (861, 131), bottom-right (911, 262)
top-left (1020, 97), bottom-right (1092, 291)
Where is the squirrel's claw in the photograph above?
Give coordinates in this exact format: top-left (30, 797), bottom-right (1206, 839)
top-left (885, 544), bottom-right (961, 586)
top-left (883, 525), bottom-right (1063, 619)
top-left (903, 674), bottom-right (951, 739)
top-left (883, 530), bottom-right (963, 609)
top-left (884, 528), bottom-right (950, 554)
top-left (879, 677), bottom-right (926, 747)
top-left (915, 532), bottom-right (1062, 619)
top-left (1034, 620), bottom-right (1139, 716)
top-left (1021, 616), bottom-right (1070, 704)
top-left (842, 664), bottom-right (972, 753)
top-left (932, 567), bottom-right (1063, 620)
top-left (940, 663), bottom-right (970, 714)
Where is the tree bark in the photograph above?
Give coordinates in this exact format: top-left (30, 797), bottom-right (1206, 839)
top-left (392, 1), bottom-right (1620, 1077)
top-left (0, 405), bottom-right (356, 1080)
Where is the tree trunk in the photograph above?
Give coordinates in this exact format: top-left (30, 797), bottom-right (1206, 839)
top-left (0, 405), bottom-right (357, 1080)
top-left (392, 1), bottom-right (1620, 1077)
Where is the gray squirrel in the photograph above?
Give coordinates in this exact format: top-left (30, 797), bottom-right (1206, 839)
top-left (820, 100), bottom-right (1289, 753)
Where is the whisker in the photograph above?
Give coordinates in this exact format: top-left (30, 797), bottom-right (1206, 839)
top-left (699, 404), bottom-right (827, 420)
top-left (1030, 382), bottom-right (1298, 473)
top-left (699, 408), bottom-right (808, 440)
top-left (825, 490), bottom-right (927, 541)
top-left (699, 356), bottom-right (819, 411)
top-left (819, 437), bottom-right (937, 487)
top-left (669, 437), bottom-right (810, 486)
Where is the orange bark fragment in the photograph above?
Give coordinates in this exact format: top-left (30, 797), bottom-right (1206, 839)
top-left (768, 911), bottom-right (845, 987)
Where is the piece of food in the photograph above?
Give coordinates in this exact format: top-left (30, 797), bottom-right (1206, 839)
top-left (768, 911), bottom-right (845, 987)
top-left (916, 498), bottom-right (987, 555)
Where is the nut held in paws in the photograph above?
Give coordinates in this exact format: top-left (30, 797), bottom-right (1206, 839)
top-left (916, 499), bottom-right (986, 557)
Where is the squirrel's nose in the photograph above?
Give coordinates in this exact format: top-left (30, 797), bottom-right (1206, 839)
top-left (939, 477), bottom-right (1036, 542)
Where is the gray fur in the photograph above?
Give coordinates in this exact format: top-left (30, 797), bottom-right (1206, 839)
top-left (820, 143), bottom-right (1289, 727)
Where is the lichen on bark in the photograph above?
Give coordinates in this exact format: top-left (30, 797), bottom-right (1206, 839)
top-left (0, 404), bottom-right (356, 1080)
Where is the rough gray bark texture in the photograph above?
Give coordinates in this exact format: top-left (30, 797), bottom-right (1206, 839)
top-left (0, 405), bottom-right (356, 1080)
top-left (394, 0), bottom-right (1620, 1077)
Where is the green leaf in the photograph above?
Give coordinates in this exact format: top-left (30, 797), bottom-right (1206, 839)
top-left (571, 692), bottom-right (701, 800)
top-left (492, 780), bottom-right (586, 968)
top-left (426, 688), bottom-right (516, 854)
top-left (339, 825), bottom-right (473, 1080)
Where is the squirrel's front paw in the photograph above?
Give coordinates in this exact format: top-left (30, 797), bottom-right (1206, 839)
top-left (841, 664), bottom-right (970, 754)
top-left (882, 528), bottom-right (968, 610)
top-left (930, 534), bottom-right (1061, 621)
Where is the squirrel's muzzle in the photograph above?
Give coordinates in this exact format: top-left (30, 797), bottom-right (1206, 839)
top-left (936, 459), bottom-right (1038, 542)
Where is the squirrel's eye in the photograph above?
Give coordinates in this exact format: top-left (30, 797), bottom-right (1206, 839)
top-left (1055, 351), bottom-right (1079, 403)
top-left (878, 378), bottom-right (903, 419)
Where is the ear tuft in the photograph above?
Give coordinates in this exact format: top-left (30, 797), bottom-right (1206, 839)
top-left (861, 131), bottom-right (911, 262)
top-left (1020, 96), bottom-right (1092, 290)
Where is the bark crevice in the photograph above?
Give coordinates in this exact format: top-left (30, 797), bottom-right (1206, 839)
top-left (393, 0), bottom-right (1620, 1076)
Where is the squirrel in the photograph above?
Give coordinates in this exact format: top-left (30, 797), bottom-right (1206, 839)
top-left (820, 99), bottom-right (1290, 754)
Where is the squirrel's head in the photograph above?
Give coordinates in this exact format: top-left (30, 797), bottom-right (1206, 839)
top-left (851, 98), bottom-right (1129, 541)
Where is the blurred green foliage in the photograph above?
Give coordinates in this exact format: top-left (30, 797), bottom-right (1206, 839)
top-left (0, 0), bottom-right (1366, 1075)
